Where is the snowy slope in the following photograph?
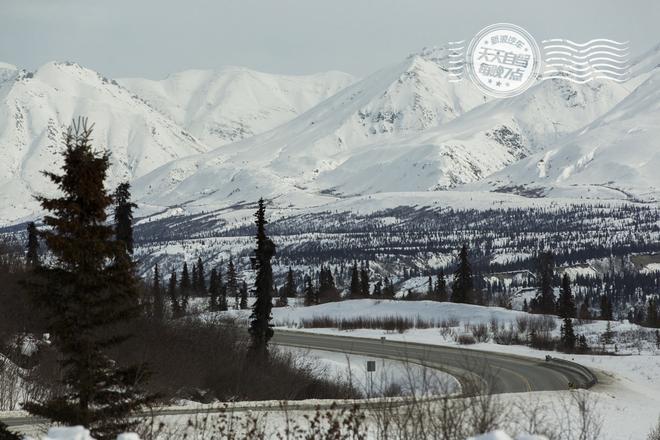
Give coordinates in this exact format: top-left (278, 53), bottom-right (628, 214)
top-left (119, 67), bottom-right (355, 148)
top-left (472, 69), bottom-right (660, 201)
top-left (0, 61), bottom-right (208, 224)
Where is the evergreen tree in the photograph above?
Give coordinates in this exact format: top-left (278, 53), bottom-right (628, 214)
top-left (578, 335), bottom-right (589, 353)
top-left (284, 267), bottom-right (297, 298)
top-left (25, 119), bottom-right (149, 438)
top-left (196, 256), bottom-right (206, 296)
top-left (579, 297), bottom-right (591, 321)
top-left (359, 262), bottom-right (370, 297)
top-left (26, 222), bottom-right (39, 267)
top-left (152, 264), bottom-right (164, 321)
top-left (191, 264), bottom-right (198, 297)
top-left (304, 275), bottom-right (316, 306)
top-left (426, 276), bottom-right (433, 298)
top-left (452, 244), bottom-right (473, 304)
top-left (533, 251), bottom-right (556, 314)
top-left (168, 271), bottom-right (181, 318)
top-left (646, 298), bottom-right (659, 328)
top-left (435, 270), bottom-right (448, 302)
top-left (558, 273), bottom-right (576, 319)
top-left (560, 317), bottom-right (577, 352)
top-left (599, 295), bottom-right (613, 321)
top-left (227, 257), bottom-right (239, 309)
top-left (383, 276), bottom-right (395, 299)
top-left (113, 182), bottom-right (137, 255)
top-left (208, 268), bottom-right (219, 311)
top-left (277, 283), bottom-right (288, 307)
top-left (350, 262), bottom-right (360, 297)
top-left (240, 280), bottom-right (249, 310)
top-left (248, 198), bottom-right (275, 356)
top-left (179, 262), bottom-right (191, 314)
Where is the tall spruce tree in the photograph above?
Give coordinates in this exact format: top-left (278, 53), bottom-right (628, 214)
top-left (534, 251), bottom-right (556, 314)
top-left (359, 262), bottom-right (370, 297)
top-left (25, 119), bottom-right (149, 438)
top-left (196, 256), bottom-right (206, 296)
top-left (168, 271), bottom-right (181, 318)
top-left (303, 275), bottom-right (315, 306)
top-left (558, 273), bottom-right (576, 319)
top-left (152, 264), bottom-right (164, 321)
top-left (26, 222), bottom-right (40, 267)
top-left (560, 317), bottom-right (577, 352)
top-left (284, 267), bottom-right (297, 298)
top-left (452, 244), bottom-right (473, 304)
top-left (179, 262), bottom-right (191, 314)
top-left (240, 280), bottom-right (249, 310)
top-left (435, 270), bottom-right (448, 302)
top-left (208, 268), bottom-right (219, 311)
top-left (350, 262), bottom-right (360, 297)
top-left (248, 199), bottom-right (275, 356)
top-left (226, 257), bottom-right (239, 309)
top-left (600, 295), bottom-right (613, 321)
top-left (113, 182), bottom-right (137, 255)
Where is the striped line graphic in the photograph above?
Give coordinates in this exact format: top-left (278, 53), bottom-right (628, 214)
top-left (541, 39), bottom-right (630, 84)
top-left (446, 40), bottom-right (466, 83)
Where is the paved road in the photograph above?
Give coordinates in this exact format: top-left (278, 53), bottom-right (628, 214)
top-left (272, 330), bottom-right (596, 394)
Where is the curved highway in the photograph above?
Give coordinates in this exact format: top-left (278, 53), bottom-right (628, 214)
top-left (272, 330), bottom-right (596, 394)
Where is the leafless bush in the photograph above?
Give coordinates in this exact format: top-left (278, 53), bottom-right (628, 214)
top-left (457, 334), bottom-right (476, 345)
top-left (493, 327), bottom-right (518, 345)
top-left (300, 315), bottom-right (439, 333)
top-left (470, 324), bottom-right (489, 343)
top-left (528, 315), bottom-right (557, 334)
top-left (516, 315), bottom-right (529, 334)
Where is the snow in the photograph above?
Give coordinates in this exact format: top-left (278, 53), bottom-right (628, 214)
top-left (282, 346), bottom-right (460, 397)
top-left (42, 426), bottom-right (94, 440)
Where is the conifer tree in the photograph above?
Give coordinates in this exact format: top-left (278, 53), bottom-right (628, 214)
top-left (383, 276), bottom-right (395, 299)
top-left (426, 276), bottom-right (433, 298)
top-left (240, 280), bottom-right (249, 310)
top-left (304, 275), bottom-right (316, 306)
top-left (534, 251), bottom-right (556, 314)
top-left (25, 119), bottom-right (149, 438)
top-left (152, 264), bottom-right (164, 321)
top-left (196, 256), bottom-right (206, 296)
top-left (113, 182), bottom-right (137, 255)
top-left (560, 317), bottom-right (576, 351)
top-left (452, 244), bottom-right (473, 304)
top-left (248, 198), bottom-right (275, 356)
top-left (227, 257), bottom-right (239, 309)
top-left (168, 271), bottom-right (181, 318)
top-left (646, 298), bottom-right (658, 328)
top-left (179, 262), bottom-right (191, 314)
top-left (435, 270), bottom-right (448, 302)
top-left (208, 268), bottom-right (219, 311)
top-left (579, 297), bottom-right (591, 321)
top-left (359, 262), bottom-right (370, 297)
top-left (191, 263), bottom-right (199, 296)
top-left (26, 222), bottom-right (39, 267)
top-left (558, 273), bottom-right (576, 319)
top-left (284, 267), bottom-right (297, 298)
top-left (350, 262), bottom-right (360, 297)
top-left (599, 294), bottom-right (613, 321)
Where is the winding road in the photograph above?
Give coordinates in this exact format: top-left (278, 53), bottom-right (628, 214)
top-left (272, 330), bottom-right (597, 394)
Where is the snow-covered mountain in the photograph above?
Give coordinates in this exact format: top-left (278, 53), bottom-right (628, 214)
top-left (0, 61), bottom-right (208, 223)
top-left (131, 49), bottom-right (633, 205)
top-left (473, 69), bottom-right (660, 201)
top-left (119, 67), bottom-right (355, 147)
top-left (1, 41), bottom-right (659, 226)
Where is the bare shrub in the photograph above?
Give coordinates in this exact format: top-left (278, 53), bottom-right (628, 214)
top-left (470, 324), bottom-right (489, 343)
top-left (457, 334), bottom-right (476, 345)
top-left (516, 315), bottom-right (529, 334)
